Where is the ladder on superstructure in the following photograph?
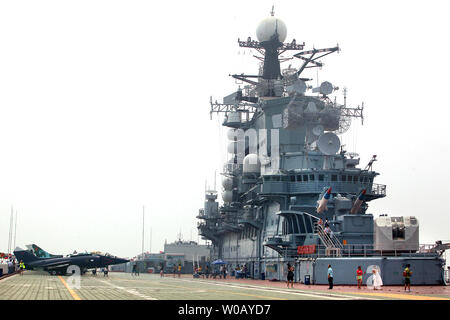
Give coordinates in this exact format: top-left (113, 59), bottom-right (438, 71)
top-left (314, 222), bottom-right (343, 256)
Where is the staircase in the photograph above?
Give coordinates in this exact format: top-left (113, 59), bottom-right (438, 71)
top-left (314, 222), bottom-right (343, 256)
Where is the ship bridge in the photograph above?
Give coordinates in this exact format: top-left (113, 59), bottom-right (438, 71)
top-left (260, 172), bottom-right (386, 200)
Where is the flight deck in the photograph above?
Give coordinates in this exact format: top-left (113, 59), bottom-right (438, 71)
top-left (1, 271), bottom-right (449, 301)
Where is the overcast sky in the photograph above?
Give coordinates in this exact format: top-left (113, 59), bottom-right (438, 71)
top-left (0, 0), bottom-right (449, 259)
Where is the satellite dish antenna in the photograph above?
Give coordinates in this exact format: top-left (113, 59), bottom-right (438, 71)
top-left (317, 132), bottom-right (341, 155)
top-left (312, 81), bottom-right (334, 96)
top-left (312, 125), bottom-right (324, 136)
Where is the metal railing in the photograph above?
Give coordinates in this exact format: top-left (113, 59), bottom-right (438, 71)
top-left (261, 180), bottom-right (386, 197)
top-left (314, 223), bottom-right (343, 256)
top-left (296, 243), bottom-right (443, 258)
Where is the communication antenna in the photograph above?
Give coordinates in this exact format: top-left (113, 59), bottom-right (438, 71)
top-left (317, 132), bottom-right (341, 170)
top-left (312, 125), bottom-right (324, 136)
top-left (142, 206), bottom-right (145, 257)
top-left (343, 87), bottom-right (347, 107)
top-left (336, 112), bottom-right (352, 135)
top-left (270, 5), bottom-right (275, 16)
top-left (317, 132), bottom-right (341, 155)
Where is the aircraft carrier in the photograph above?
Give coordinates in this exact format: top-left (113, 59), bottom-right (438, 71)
top-left (196, 9), bottom-right (449, 285)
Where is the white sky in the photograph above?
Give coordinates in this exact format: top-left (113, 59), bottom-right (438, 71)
top-left (0, 0), bottom-right (449, 259)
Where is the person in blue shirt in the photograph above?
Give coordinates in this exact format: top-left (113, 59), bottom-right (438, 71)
top-left (327, 264), bottom-right (333, 289)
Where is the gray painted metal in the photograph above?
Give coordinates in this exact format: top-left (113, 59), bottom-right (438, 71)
top-left (197, 13), bottom-right (447, 285)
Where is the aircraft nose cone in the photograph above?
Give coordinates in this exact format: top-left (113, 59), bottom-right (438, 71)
top-left (113, 258), bottom-right (129, 264)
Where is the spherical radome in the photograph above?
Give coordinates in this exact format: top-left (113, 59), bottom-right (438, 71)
top-left (227, 129), bottom-right (237, 141)
top-left (222, 177), bottom-right (233, 190)
top-left (222, 190), bottom-right (233, 203)
top-left (227, 128), bottom-right (244, 141)
top-left (243, 153), bottom-right (261, 173)
top-left (256, 17), bottom-right (287, 43)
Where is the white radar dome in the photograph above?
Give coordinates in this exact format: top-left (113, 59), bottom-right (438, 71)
top-left (222, 177), bottom-right (233, 190)
top-left (243, 153), bottom-right (261, 174)
top-left (227, 141), bottom-right (237, 154)
top-left (227, 129), bottom-right (237, 141)
top-left (256, 16), bottom-right (287, 43)
top-left (227, 128), bottom-right (244, 141)
top-left (222, 190), bottom-right (233, 203)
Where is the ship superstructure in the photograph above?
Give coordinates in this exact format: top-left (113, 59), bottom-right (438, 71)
top-left (197, 10), bottom-right (447, 285)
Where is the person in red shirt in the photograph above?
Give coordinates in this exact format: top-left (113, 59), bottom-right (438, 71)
top-left (356, 266), bottom-right (365, 289)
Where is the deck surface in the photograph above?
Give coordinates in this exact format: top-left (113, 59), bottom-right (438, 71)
top-left (1, 271), bottom-right (449, 300)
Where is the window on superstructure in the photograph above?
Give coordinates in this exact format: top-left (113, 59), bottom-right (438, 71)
top-left (298, 215), bottom-right (306, 233)
top-left (364, 177), bottom-right (368, 183)
top-left (309, 174), bottom-right (315, 181)
top-left (318, 174), bottom-right (324, 181)
top-left (290, 175), bottom-right (296, 182)
top-left (293, 217), bottom-right (299, 233)
top-left (282, 218), bottom-right (287, 235)
top-left (297, 175), bottom-right (302, 182)
top-left (281, 176), bottom-right (289, 182)
top-left (348, 175), bottom-right (353, 182)
top-left (360, 176), bottom-right (363, 182)
top-left (353, 176), bottom-right (358, 183)
top-left (303, 175), bottom-right (308, 182)
top-left (341, 175), bottom-right (347, 182)
top-left (273, 176), bottom-right (280, 182)
top-left (331, 175), bottom-right (337, 182)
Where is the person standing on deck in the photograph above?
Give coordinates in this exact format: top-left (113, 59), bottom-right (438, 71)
top-left (403, 264), bottom-right (412, 292)
top-left (286, 263), bottom-right (294, 288)
top-left (19, 260), bottom-right (25, 276)
top-left (327, 264), bottom-right (333, 289)
top-left (356, 266), bottom-right (365, 289)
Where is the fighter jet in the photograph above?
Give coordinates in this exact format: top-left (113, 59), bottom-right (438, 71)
top-left (13, 247), bottom-right (129, 275)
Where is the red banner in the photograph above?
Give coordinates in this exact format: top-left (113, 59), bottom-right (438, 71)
top-left (297, 245), bottom-right (316, 255)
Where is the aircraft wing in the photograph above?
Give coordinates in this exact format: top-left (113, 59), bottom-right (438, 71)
top-left (33, 258), bottom-right (73, 269)
top-left (46, 263), bottom-right (71, 270)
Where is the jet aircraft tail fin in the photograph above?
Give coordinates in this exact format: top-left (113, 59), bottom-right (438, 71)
top-left (13, 248), bottom-right (40, 263)
top-left (26, 244), bottom-right (62, 258)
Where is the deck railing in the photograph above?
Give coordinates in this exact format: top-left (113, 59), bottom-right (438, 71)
top-left (296, 243), bottom-right (443, 258)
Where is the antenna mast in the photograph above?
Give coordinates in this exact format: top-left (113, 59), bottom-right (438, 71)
top-left (142, 205), bottom-right (145, 256)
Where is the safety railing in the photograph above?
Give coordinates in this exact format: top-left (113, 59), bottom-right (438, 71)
top-left (314, 223), bottom-right (343, 256)
top-left (296, 243), bottom-right (443, 258)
